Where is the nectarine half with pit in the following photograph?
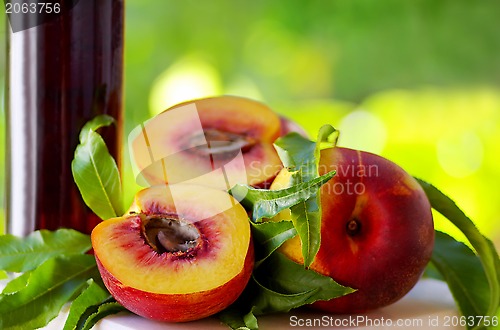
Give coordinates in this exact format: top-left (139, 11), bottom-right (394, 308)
top-left (91, 184), bottom-right (254, 322)
top-left (130, 96), bottom-right (283, 189)
top-left (270, 146), bottom-right (434, 314)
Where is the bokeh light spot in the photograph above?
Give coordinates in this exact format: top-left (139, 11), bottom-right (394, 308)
top-left (149, 56), bottom-right (221, 115)
top-left (225, 76), bottom-right (264, 101)
top-left (337, 109), bottom-right (387, 154)
top-left (437, 131), bottom-right (484, 178)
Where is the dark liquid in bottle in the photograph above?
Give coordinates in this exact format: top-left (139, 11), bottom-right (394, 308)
top-left (6, 0), bottom-right (124, 235)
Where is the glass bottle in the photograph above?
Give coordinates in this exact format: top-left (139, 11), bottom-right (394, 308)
top-left (5, 0), bottom-right (124, 236)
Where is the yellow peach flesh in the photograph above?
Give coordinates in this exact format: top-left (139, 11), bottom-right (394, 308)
top-left (129, 96), bottom-right (282, 188)
top-left (269, 169), bottom-right (305, 264)
top-left (92, 184), bottom-right (251, 295)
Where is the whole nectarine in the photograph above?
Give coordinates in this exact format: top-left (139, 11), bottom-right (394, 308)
top-left (271, 147), bottom-right (434, 313)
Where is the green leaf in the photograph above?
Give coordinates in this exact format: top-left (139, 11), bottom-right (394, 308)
top-left (431, 231), bottom-right (490, 329)
top-left (242, 309), bottom-right (259, 330)
top-left (274, 132), bottom-right (317, 177)
top-left (220, 253), bottom-right (353, 330)
top-left (0, 255), bottom-right (99, 330)
top-left (1, 272), bottom-right (30, 294)
top-left (72, 116), bottom-right (123, 220)
top-left (290, 194), bottom-right (321, 267)
top-left (80, 302), bottom-right (127, 330)
top-left (220, 126), bottom-right (345, 330)
top-left (63, 279), bottom-right (110, 330)
top-left (274, 125), bottom-right (337, 181)
top-left (79, 114), bottom-right (115, 144)
top-left (219, 306), bottom-right (256, 330)
top-left (250, 221), bottom-right (297, 265)
top-left (423, 261), bottom-right (444, 281)
top-left (416, 179), bottom-right (500, 325)
top-left (316, 125), bottom-right (339, 150)
top-left (0, 229), bottom-right (91, 272)
top-left (230, 170), bottom-right (335, 222)
top-left (316, 124), bottom-right (339, 149)
top-left (271, 125), bottom-right (338, 267)
top-left (249, 252), bottom-right (354, 315)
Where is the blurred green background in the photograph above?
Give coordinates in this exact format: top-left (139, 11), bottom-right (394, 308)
top-left (1, 0), bottom-right (499, 247)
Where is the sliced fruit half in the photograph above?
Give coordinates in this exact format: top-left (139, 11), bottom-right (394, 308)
top-left (130, 96), bottom-right (283, 189)
top-left (92, 184), bottom-right (254, 322)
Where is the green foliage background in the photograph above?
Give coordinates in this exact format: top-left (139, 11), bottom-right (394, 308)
top-left (1, 0), bottom-right (500, 246)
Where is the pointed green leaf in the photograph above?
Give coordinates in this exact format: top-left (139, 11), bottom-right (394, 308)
top-left (416, 178), bottom-right (500, 325)
top-left (290, 194), bottom-right (322, 267)
top-left (0, 255), bottom-right (99, 330)
top-left (79, 115), bottom-right (115, 144)
top-left (316, 124), bottom-right (339, 150)
top-left (271, 125), bottom-right (338, 267)
top-left (230, 170), bottom-right (335, 222)
top-left (72, 129), bottom-right (123, 220)
top-left (80, 302), bottom-right (127, 330)
top-left (1, 271), bottom-right (31, 294)
top-left (274, 124), bottom-right (337, 181)
top-left (0, 229), bottom-right (91, 272)
top-left (219, 306), bottom-right (256, 330)
top-left (242, 309), bottom-right (259, 330)
top-left (63, 279), bottom-right (111, 330)
top-left (274, 132), bottom-right (317, 177)
top-left (431, 231), bottom-right (490, 330)
top-left (220, 253), bottom-right (354, 329)
top-left (250, 253), bottom-right (354, 315)
top-left (250, 221), bottom-right (297, 265)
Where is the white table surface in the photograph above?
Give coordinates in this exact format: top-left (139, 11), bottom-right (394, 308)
top-left (36, 278), bottom-right (461, 329)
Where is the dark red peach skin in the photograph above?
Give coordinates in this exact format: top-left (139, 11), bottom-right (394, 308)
top-left (96, 241), bottom-right (254, 322)
top-left (272, 147), bottom-right (434, 314)
top-left (313, 147), bottom-right (434, 313)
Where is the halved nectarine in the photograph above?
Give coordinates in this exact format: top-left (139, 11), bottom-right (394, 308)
top-left (130, 96), bottom-right (283, 189)
top-left (91, 184), bottom-right (254, 322)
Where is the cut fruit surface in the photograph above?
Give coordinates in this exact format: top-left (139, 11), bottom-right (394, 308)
top-left (92, 184), bottom-right (251, 295)
top-left (91, 184), bottom-right (254, 322)
top-left (129, 96), bottom-right (283, 188)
